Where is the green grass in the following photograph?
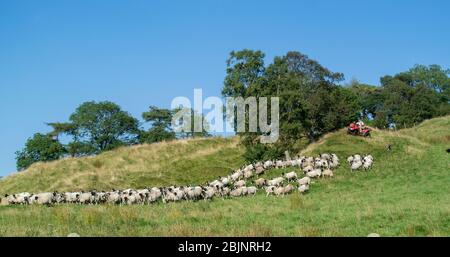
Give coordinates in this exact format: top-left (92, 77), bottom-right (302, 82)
top-left (0, 116), bottom-right (449, 236)
top-left (0, 137), bottom-right (245, 194)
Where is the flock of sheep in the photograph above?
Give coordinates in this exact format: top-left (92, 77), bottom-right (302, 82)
top-left (347, 154), bottom-right (374, 171)
top-left (1, 153), bottom-right (373, 206)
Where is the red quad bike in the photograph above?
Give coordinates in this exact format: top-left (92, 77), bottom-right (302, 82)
top-left (347, 123), bottom-right (371, 137)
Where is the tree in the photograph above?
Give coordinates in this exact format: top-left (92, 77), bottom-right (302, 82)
top-left (347, 79), bottom-right (382, 119)
top-left (222, 49), bottom-right (265, 98)
top-left (67, 101), bottom-right (140, 154)
top-left (371, 66), bottom-right (449, 128)
top-left (15, 133), bottom-right (66, 170)
top-left (47, 122), bottom-right (77, 140)
top-left (402, 64), bottom-right (450, 100)
top-left (141, 106), bottom-right (176, 143)
top-left (174, 108), bottom-right (211, 139)
top-left (222, 50), bottom-right (359, 162)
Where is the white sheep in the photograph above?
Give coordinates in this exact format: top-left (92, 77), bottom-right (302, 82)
top-left (244, 170), bottom-right (254, 179)
top-left (351, 160), bottom-right (363, 171)
top-left (230, 171), bottom-right (243, 181)
top-left (268, 177), bottom-right (284, 186)
top-left (303, 165), bottom-right (314, 173)
top-left (255, 166), bottom-right (265, 176)
top-left (306, 169), bottom-right (322, 178)
top-left (297, 177), bottom-right (311, 186)
top-left (202, 187), bottom-right (215, 200)
top-left (298, 184), bottom-right (309, 194)
top-left (263, 160), bottom-right (274, 169)
top-left (230, 187), bottom-right (244, 197)
top-left (322, 169), bottom-right (334, 178)
top-left (265, 186), bottom-right (276, 197)
top-left (234, 180), bottom-right (246, 188)
top-left (33, 192), bottom-right (55, 205)
top-left (254, 178), bottom-right (267, 187)
top-left (246, 186), bottom-right (257, 196)
top-left (283, 184), bottom-right (295, 195)
top-left (284, 171), bottom-right (298, 182)
top-left (273, 186), bottom-right (285, 197)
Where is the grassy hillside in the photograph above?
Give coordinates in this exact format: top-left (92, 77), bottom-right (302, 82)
top-left (0, 137), bottom-right (245, 195)
top-left (0, 116), bottom-right (449, 236)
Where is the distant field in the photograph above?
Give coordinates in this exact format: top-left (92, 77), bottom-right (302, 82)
top-left (0, 116), bottom-right (449, 236)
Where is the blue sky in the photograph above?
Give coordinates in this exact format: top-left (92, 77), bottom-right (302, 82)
top-left (1, 0), bottom-right (449, 176)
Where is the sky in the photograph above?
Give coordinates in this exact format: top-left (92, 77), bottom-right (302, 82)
top-left (0, 0), bottom-right (449, 176)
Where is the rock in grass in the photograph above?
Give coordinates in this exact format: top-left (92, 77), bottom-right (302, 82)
top-left (67, 233), bottom-right (80, 237)
top-left (367, 233), bottom-right (380, 237)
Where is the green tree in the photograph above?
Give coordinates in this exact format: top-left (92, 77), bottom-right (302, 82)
top-left (141, 106), bottom-right (176, 143)
top-left (174, 108), bottom-right (211, 139)
top-left (67, 101), bottom-right (140, 153)
top-left (372, 67), bottom-right (449, 128)
top-left (222, 50), bottom-right (359, 162)
top-left (15, 133), bottom-right (66, 170)
top-left (347, 79), bottom-right (382, 119)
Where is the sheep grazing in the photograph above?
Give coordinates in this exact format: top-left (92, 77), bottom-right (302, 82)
top-left (273, 187), bottom-right (285, 197)
top-left (246, 186), bottom-right (257, 196)
top-left (220, 177), bottom-right (230, 186)
top-left (275, 160), bottom-right (286, 169)
top-left (244, 170), bottom-right (253, 179)
top-left (79, 191), bottom-right (95, 205)
top-left (320, 153), bottom-right (331, 161)
top-left (350, 160), bottom-right (363, 171)
top-left (265, 186), bottom-right (276, 197)
top-left (348, 154), bottom-right (374, 171)
top-left (298, 184), bottom-right (309, 194)
top-left (32, 192), bottom-right (55, 205)
top-left (254, 178), bottom-right (267, 187)
top-left (362, 157), bottom-right (373, 170)
top-left (230, 171), bottom-right (243, 181)
top-left (230, 188), bottom-right (244, 197)
top-left (106, 191), bottom-right (121, 204)
top-left (4, 194), bottom-right (18, 205)
top-left (255, 166), bottom-right (265, 176)
top-left (201, 187), bottom-right (215, 200)
top-left (283, 184), bottom-right (295, 195)
top-left (234, 180), bottom-right (246, 188)
top-left (284, 171), bottom-right (298, 182)
top-left (64, 192), bottom-right (80, 204)
top-left (4, 154), bottom-right (352, 206)
top-left (297, 177), bottom-right (311, 186)
top-left (303, 165), bottom-right (314, 173)
top-left (12, 192), bottom-right (31, 205)
top-left (329, 154), bottom-right (340, 168)
top-left (263, 160), bottom-right (274, 169)
top-left (347, 156), bottom-right (354, 164)
top-left (268, 177), bottom-right (284, 187)
top-left (322, 169), bottom-right (334, 178)
top-left (306, 169), bottom-right (321, 178)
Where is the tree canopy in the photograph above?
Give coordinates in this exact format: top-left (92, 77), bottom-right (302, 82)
top-left (223, 50), bottom-right (359, 161)
top-left (15, 133), bottom-right (66, 170)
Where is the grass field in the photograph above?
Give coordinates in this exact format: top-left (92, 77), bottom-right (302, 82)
top-left (0, 116), bottom-right (449, 236)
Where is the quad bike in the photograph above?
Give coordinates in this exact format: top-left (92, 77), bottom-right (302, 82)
top-left (347, 123), bottom-right (371, 137)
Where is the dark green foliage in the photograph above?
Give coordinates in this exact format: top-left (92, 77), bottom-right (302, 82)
top-left (15, 133), bottom-right (66, 170)
top-left (66, 141), bottom-right (96, 157)
top-left (222, 50), bottom-right (360, 162)
top-left (67, 101), bottom-right (140, 152)
top-left (141, 106), bottom-right (176, 143)
top-left (175, 108), bottom-right (211, 139)
top-left (351, 65), bottom-right (450, 129)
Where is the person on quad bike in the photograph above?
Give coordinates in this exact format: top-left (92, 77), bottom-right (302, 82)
top-left (356, 120), bottom-right (365, 132)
